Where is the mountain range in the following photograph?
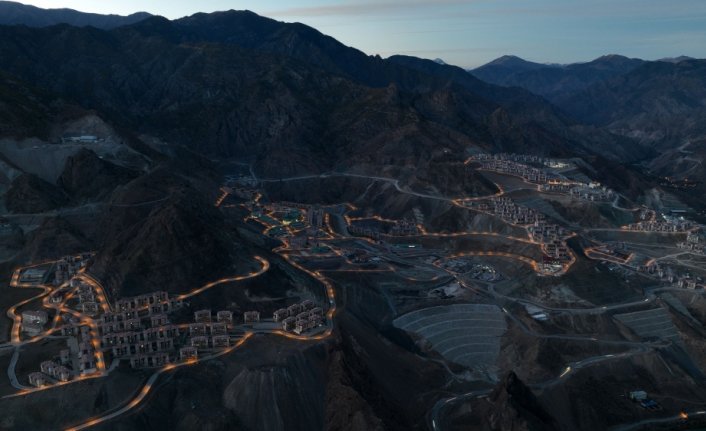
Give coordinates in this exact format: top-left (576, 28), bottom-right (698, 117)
top-left (0, 1), bottom-right (151, 29)
top-left (471, 54), bottom-right (706, 211)
top-left (0, 11), bottom-right (637, 179)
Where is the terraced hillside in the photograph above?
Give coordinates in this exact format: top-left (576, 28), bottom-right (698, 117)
top-left (393, 304), bottom-right (507, 371)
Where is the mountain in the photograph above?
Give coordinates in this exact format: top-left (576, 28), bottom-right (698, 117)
top-left (558, 59), bottom-right (706, 210)
top-left (658, 55), bottom-right (694, 63)
top-left (560, 59), bottom-right (706, 137)
top-left (387, 54), bottom-right (649, 161)
top-left (0, 1), bottom-right (151, 29)
top-left (0, 72), bottom-right (57, 139)
top-left (5, 172), bottom-right (68, 213)
top-left (452, 372), bottom-right (560, 431)
top-left (472, 55), bottom-right (558, 84)
top-left (470, 53), bottom-right (706, 212)
top-left (471, 54), bottom-right (645, 104)
top-left (0, 12), bottom-right (622, 183)
top-left (57, 148), bottom-right (138, 201)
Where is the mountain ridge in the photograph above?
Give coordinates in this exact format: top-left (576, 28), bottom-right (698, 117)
top-left (0, 0), bottom-right (151, 29)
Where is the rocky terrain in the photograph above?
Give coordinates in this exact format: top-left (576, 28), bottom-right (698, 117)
top-left (5, 173), bottom-right (68, 213)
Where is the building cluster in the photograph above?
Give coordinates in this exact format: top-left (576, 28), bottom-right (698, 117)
top-left (472, 153), bottom-right (614, 202)
top-left (347, 223), bottom-right (384, 240)
top-left (19, 268), bottom-right (48, 284)
top-left (677, 230), bottom-right (705, 254)
top-left (542, 240), bottom-right (571, 263)
top-left (73, 279), bottom-right (99, 316)
top-left (348, 217), bottom-right (418, 239)
top-left (28, 322), bottom-right (97, 387)
top-left (54, 253), bottom-right (93, 285)
top-left (307, 206), bottom-right (325, 229)
top-left (60, 323), bottom-right (99, 374)
top-left (471, 153), bottom-right (549, 164)
top-left (569, 184), bottom-right (615, 202)
top-left (28, 358), bottom-right (73, 387)
top-left (474, 198), bottom-right (545, 226)
top-left (529, 221), bottom-right (566, 243)
top-left (115, 291), bottom-right (184, 316)
top-left (21, 310), bottom-right (49, 337)
top-left (538, 179), bottom-right (615, 202)
top-left (640, 262), bottom-right (705, 290)
top-left (478, 159), bottom-right (549, 184)
top-left (538, 182), bottom-right (575, 194)
top-left (389, 219), bottom-right (419, 236)
top-left (100, 302), bottom-right (234, 369)
top-left (623, 218), bottom-right (693, 232)
top-left (273, 300), bottom-right (324, 335)
top-left (529, 222), bottom-right (572, 266)
top-left (58, 291), bottom-right (184, 370)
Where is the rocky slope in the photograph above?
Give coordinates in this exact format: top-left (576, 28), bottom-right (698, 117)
top-left (83, 148), bottom-right (259, 298)
top-left (57, 148), bottom-right (138, 201)
top-left (5, 172), bottom-right (68, 213)
top-left (487, 372), bottom-right (559, 431)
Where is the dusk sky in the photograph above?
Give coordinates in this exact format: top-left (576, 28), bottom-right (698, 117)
top-left (20, 0), bottom-right (706, 68)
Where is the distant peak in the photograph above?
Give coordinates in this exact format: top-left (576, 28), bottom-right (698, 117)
top-left (658, 55), bottom-right (694, 63)
top-left (433, 58), bottom-right (447, 66)
top-left (591, 54), bottom-right (640, 63)
top-left (488, 55), bottom-right (527, 65)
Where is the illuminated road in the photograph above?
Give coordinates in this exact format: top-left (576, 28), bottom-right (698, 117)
top-left (58, 245), bottom-right (320, 428)
top-left (64, 333), bottom-right (254, 431)
top-left (176, 256), bottom-right (270, 300)
top-left (611, 410), bottom-right (705, 431)
top-left (538, 347), bottom-right (654, 389)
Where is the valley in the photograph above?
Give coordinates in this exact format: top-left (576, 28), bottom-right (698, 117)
top-left (0, 3), bottom-right (705, 431)
top-left (4, 145), bottom-right (705, 430)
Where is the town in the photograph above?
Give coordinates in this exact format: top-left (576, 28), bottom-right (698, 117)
top-left (2, 151), bottom-right (705, 431)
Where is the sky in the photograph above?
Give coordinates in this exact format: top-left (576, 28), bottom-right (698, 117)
top-left (19, 0), bottom-right (706, 68)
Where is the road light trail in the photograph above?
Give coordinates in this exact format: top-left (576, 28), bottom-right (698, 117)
top-left (64, 333), bottom-right (255, 431)
top-left (176, 256), bottom-right (270, 300)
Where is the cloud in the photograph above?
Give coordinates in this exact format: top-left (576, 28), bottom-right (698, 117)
top-left (267, 0), bottom-right (474, 18)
